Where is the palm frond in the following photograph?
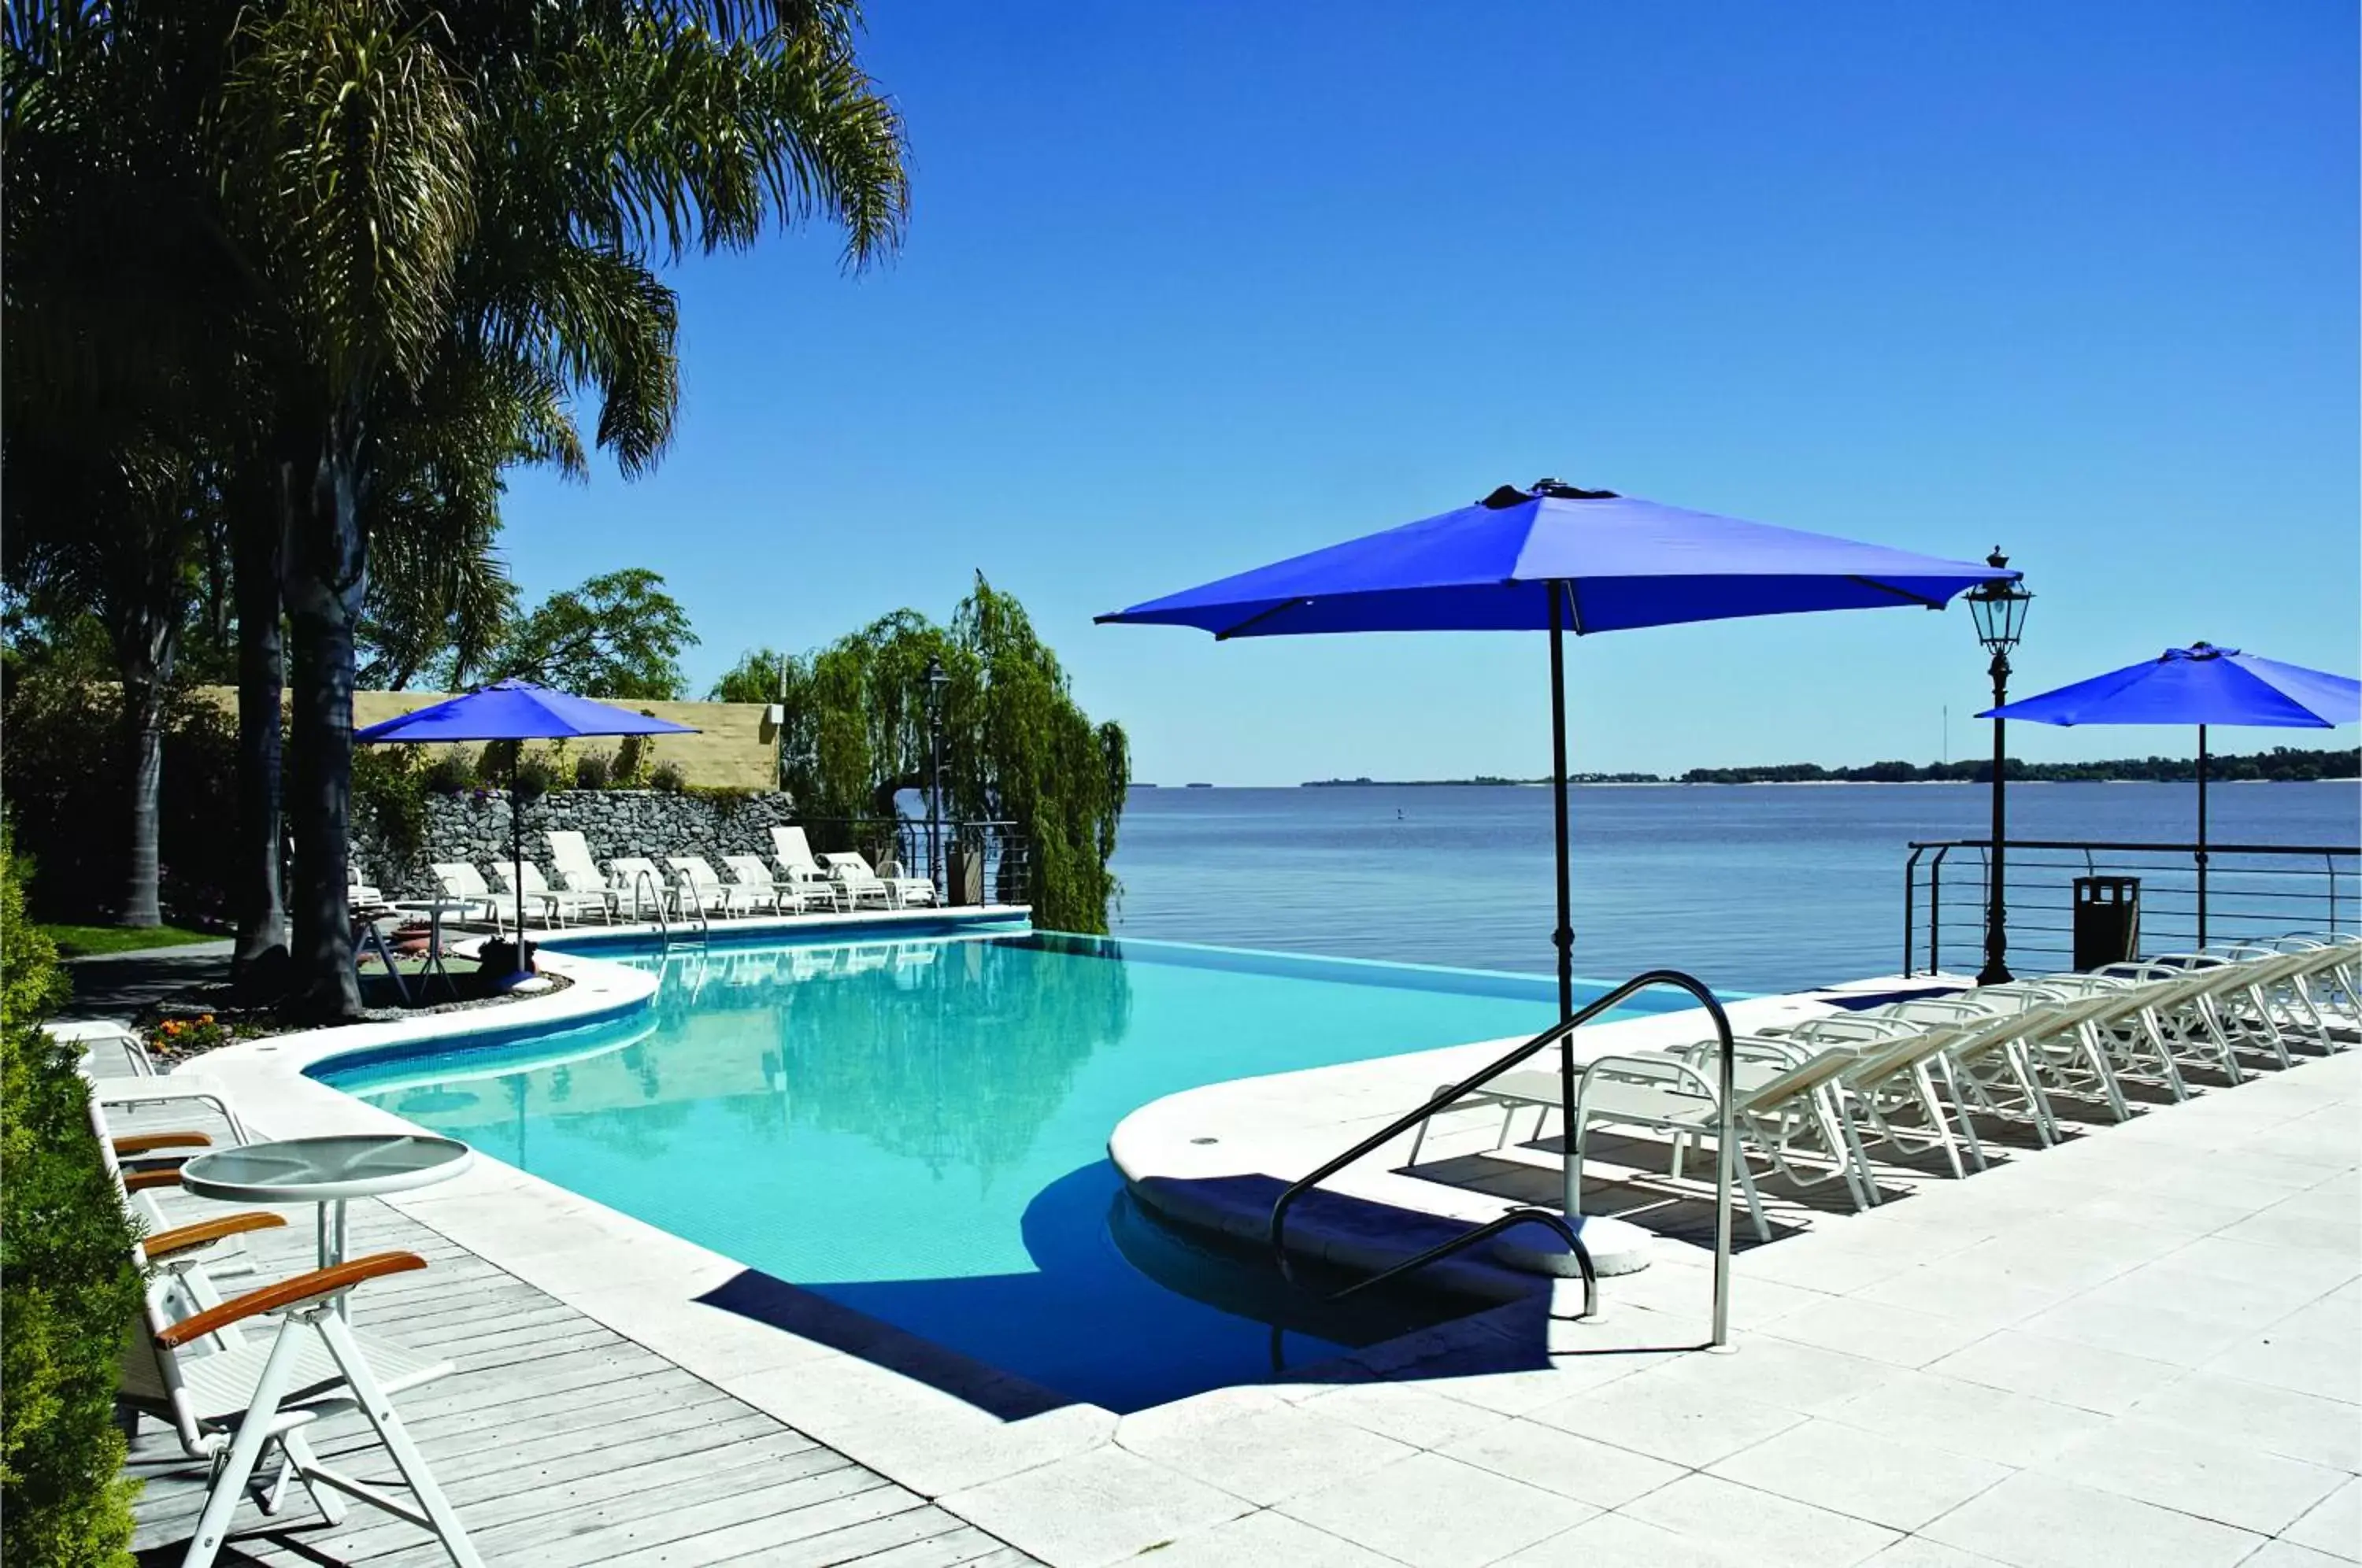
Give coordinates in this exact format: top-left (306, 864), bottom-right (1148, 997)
top-left (216, 0), bottom-right (477, 390)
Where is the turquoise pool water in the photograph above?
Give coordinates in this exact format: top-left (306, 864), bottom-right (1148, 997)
top-left (317, 931), bottom-right (1685, 1411)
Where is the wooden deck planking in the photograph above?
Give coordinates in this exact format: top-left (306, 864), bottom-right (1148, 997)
top-left (125, 1161), bottom-right (1036, 1568)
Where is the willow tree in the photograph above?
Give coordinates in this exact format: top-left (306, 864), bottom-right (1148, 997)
top-left (766, 577), bottom-right (1129, 932)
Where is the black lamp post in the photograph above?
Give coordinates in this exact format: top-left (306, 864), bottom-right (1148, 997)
top-left (924, 655), bottom-right (949, 900)
top-left (1966, 549), bottom-right (2032, 985)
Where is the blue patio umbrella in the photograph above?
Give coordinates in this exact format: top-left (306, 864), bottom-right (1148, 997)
top-left (1099, 480), bottom-right (2013, 1301)
top-left (1099, 480), bottom-right (2016, 1010)
top-left (1981, 643), bottom-right (2360, 942)
top-left (357, 679), bottom-right (697, 973)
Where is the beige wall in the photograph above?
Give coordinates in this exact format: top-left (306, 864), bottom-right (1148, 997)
top-left (194, 687), bottom-right (780, 790)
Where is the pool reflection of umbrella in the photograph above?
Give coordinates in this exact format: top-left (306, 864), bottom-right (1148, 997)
top-left (1099, 479), bottom-right (2013, 1262)
top-left (1982, 643), bottom-right (2359, 944)
top-left (357, 679), bottom-right (697, 978)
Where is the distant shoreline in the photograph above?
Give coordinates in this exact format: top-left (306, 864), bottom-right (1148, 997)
top-left (1287, 746), bottom-right (2358, 790)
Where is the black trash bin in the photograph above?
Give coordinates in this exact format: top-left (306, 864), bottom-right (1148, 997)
top-left (2072, 875), bottom-right (2141, 970)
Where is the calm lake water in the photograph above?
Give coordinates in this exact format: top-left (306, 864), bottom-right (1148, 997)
top-left (1109, 782), bottom-right (2360, 995)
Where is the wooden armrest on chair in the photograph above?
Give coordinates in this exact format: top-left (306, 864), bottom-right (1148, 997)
top-left (144, 1211), bottom-right (288, 1261)
top-left (157, 1252), bottom-right (428, 1348)
top-left (113, 1130), bottom-right (213, 1157)
top-left (122, 1162), bottom-right (197, 1193)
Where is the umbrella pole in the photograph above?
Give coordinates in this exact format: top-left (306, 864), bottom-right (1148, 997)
top-left (513, 756), bottom-right (528, 976)
top-left (1549, 586), bottom-right (1579, 1224)
top-left (2197, 724), bottom-right (2208, 947)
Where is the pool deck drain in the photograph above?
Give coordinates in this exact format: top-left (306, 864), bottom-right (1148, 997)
top-left (112, 952), bottom-right (2360, 1567)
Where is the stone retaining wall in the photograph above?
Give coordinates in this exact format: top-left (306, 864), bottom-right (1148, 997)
top-left (354, 789), bottom-right (802, 900)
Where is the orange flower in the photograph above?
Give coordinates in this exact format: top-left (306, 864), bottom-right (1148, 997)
top-left (198, 1014), bottom-right (214, 1026)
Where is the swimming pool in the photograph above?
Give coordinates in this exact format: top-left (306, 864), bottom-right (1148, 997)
top-left (316, 930), bottom-right (1688, 1412)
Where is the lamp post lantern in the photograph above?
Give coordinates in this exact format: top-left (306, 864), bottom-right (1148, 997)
top-left (924, 655), bottom-right (949, 900)
top-left (1966, 549), bottom-right (2032, 986)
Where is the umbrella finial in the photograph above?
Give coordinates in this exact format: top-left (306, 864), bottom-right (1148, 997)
top-left (1482, 479), bottom-right (1620, 508)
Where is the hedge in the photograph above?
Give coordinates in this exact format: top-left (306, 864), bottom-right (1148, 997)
top-left (1, 825), bottom-right (145, 1566)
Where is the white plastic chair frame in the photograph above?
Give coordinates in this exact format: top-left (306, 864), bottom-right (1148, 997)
top-left (606, 856), bottom-right (679, 919)
top-left (124, 1244), bottom-right (481, 1568)
top-left (768, 827), bottom-right (849, 911)
top-left (493, 861), bottom-right (610, 929)
top-left (723, 853), bottom-right (832, 914)
top-left (426, 864), bottom-right (505, 931)
top-left (819, 852), bottom-right (898, 910)
top-left (544, 831), bottom-right (625, 920)
top-left (668, 855), bottom-right (754, 917)
top-left (58, 1021), bottom-right (256, 1144)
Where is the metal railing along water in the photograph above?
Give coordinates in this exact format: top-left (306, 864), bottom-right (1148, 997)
top-left (1904, 838), bottom-right (2359, 976)
top-left (1268, 970), bottom-right (1739, 1348)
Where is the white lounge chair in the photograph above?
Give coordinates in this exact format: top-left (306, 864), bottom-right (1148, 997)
top-left (820, 849), bottom-right (934, 908)
top-left (427, 864), bottom-right (505, 930)
top-left (818, 852), bottom-right (898, 910)
top-left (723, 853), bottom-right (831, 914)
top-left (348, 864), bottom-right (384, 908)
top-left (768, 826), bottom-right (848, 911)
top-left (668, 855), bottom-right (752, 917)
top-left (544, 830), bottom-right (624, 919)
top-left (492, 860), bottom-right (609, 928)
top-left (57, 1019), bottom-right (257, 1145)
top-left (1416, 1038), bottom-right (1874, 1239)
top-left (879, 856), bottom-right (939, 908)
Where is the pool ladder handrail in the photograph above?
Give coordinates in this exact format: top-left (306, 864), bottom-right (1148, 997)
top-left (625, 867), bottom-right (706, 945)
top-left (1267, 968), bottom-right (1738, 1348)
top-left (676, 868), bottom-right (710, 942)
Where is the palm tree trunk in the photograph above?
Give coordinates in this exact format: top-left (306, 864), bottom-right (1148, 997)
top-left (113, 622), bottom-right (173, 927)
top-left (232, 502), bottom-right (290, 993)
top-left (280, 415), bottom-right (368, 1022)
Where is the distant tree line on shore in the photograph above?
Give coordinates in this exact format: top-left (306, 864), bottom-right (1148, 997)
top-left (1301, 745), bottom-right (2360, 788)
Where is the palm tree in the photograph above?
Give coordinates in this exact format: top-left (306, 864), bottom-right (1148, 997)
top-left (7, 2), bottom-right (906, 1011)
top-left (211, 1), bottom-right (907, 1017)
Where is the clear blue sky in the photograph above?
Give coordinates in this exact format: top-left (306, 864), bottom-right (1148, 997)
top-left (495, 2), bottom-right (2359, 784)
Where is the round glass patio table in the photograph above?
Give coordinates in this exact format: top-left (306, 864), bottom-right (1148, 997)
top-left (178, 1135), bottom-right (472, 1317)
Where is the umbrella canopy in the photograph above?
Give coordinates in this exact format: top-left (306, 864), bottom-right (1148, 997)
top-left (1979, 644), bottom-right (2358, 944)
top-left (1099, 479), bottom-right (2013, 1282)
top-left (1098, 483), bottom-right (2012, 638)
top-left (358, 680), bottom-right (698, 972)
top-left (1979, 643), bottom-right (2360, 730)
top-left (355, 679), bottom-right (700, 745)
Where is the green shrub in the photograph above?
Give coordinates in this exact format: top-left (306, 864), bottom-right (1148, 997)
top-left (648, 760), bottom-right (687, 793)
top-left (422, 747), bottom-right (478, 793)
top-left (572, 751), bottom-right (612, 791)
top-left (612, 732), bottom-right (651, 788)
top-left (513, 755), bottom-right (560, 803)
top-left (0, 823), bottom-right (144, 1567)
top-left (353, 745), bottom-right (429, 867)
top-left (685, 784), bottom-right (766, 819)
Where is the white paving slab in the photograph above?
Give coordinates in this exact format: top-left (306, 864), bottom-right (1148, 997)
top-left (1275, 1450), bottom-right (1601, 1568)
top-left (1919, 1470), bottom-right (2268, 1568)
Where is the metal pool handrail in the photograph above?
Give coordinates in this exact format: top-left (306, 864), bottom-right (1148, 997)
top-left (1267, 969), bottom-right (1738, 1348)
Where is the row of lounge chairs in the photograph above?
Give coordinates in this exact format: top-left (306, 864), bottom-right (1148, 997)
top-left (1416, 934), bottom-right (2362, 1244)
top-left (394, 826), bottom-right (940, 931)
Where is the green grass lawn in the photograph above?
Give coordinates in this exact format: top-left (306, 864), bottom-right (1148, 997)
top-left (37, 923), bottom-right (220, 958)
